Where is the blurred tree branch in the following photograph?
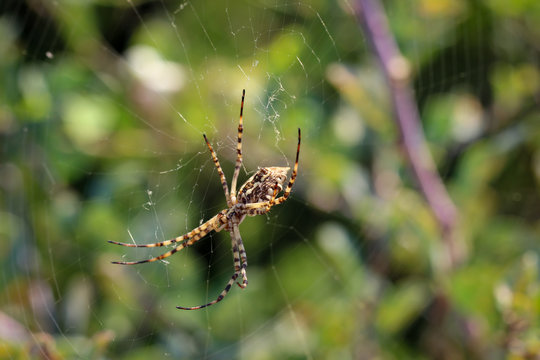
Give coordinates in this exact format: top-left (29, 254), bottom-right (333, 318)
top-left (354, 0), bottom-right (463, 268)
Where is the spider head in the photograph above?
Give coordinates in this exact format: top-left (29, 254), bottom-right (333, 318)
top-left (237, 166), bottom-right (290, 204)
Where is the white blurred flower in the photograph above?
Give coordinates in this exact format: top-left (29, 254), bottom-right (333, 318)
top-left (126, 45), bottom-right (186, 94)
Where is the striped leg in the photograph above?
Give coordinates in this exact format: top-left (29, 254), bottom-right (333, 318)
top-left (230, 89), bottom-right (245, 202)
top-left (176, 225), bottom-right (246, 310)
top-left (110, 212), bottom-right (227, 265)
top-left (109, 210), bottom-right (227, 248)
top-left (233, 198), bottom-right (275, 216)
top-left (274, 128), bottom-right (301, 205)
top-left (203, 134), bottom-right (231, 207)
top-left (234, 226), bottom-right (248, 288)
top-left (231, 233), bottom-right (242, 274)
top-left (176, 271), bottom-right (239, 310)
top-left (231, 239), bottom-right (243, 288)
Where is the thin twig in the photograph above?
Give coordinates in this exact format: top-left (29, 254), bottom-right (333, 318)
top-left (354, 0), bottom-right (462, 267)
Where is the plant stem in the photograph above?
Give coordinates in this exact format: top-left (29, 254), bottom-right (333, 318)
top-left (354, 0), bottom-right (462, 267)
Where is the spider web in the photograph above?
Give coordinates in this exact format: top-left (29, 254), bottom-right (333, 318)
top-left (0, 1), bottom-right (345, 358)
top-left (2, 0), bottom-right (539, 358)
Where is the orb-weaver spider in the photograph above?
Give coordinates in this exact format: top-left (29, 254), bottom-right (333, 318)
top-left (110, 90), bottom-right (301, 310)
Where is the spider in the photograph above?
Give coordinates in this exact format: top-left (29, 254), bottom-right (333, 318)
top-left (109, 89), bottom-right (301, 310)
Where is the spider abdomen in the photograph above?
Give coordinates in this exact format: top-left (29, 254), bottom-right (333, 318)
top-left (236, 167), bottom-right (289, 204)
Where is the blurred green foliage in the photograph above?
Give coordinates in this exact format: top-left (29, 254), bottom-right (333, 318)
top-left (1, 0), bottom-right (540, 359)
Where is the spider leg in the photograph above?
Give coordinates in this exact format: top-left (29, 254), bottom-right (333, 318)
top-left (203, 134), bottom-right (231, 207)
top-left (176, 271), bottom-right (239, 310)
top-left (234, 225), bottom-right (248, 288)
top-left (235, 200), bottom-right (274, 215)
top-left (176, 223), bottom-right (248, 310)
top-left (110, 212), bottom-right (227, 265)
top-left (109, 211), bottom-right (227, 248)
top-left (112, 230), bottom-right (210, 265)
top-left (229, 223), bottom-right (248, 288)
top-left (231, 235), bottom-right (245, 289)
top-left (273, 128), bottom-right (301, 205)
top-left (230, 89), bottom-right (245, 203)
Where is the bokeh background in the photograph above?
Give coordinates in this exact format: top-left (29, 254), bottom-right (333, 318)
top-left (1, 0), bottom-right (540, 358)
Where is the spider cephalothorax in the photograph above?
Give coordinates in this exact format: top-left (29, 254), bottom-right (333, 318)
top-left (110, 90), bottom-right (301, 310)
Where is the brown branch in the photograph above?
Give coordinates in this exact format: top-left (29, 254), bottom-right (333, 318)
top-left (354, 0), bottom-right (462, 267)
